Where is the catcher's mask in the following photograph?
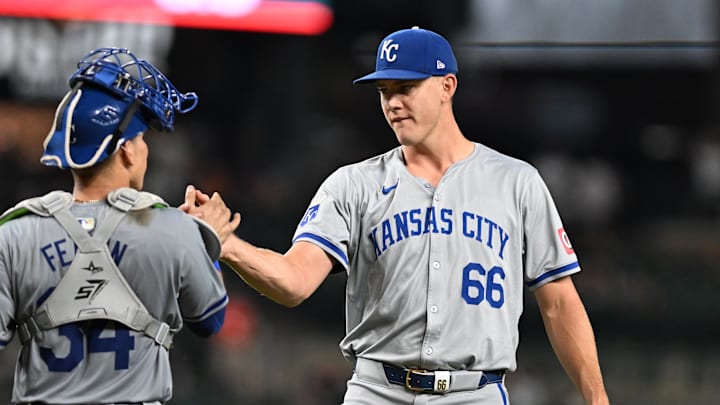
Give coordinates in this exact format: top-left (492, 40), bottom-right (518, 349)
top-left (41, 47), bottom-right (198, 169)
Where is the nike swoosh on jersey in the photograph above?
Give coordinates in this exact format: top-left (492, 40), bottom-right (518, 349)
top-left (381, 182), bottom-right (399, 195)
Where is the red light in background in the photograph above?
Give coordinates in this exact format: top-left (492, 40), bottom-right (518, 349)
top-left (215, 295), bottom-right (258, 350)
top-left (0, 0), bottom-right (334, 35)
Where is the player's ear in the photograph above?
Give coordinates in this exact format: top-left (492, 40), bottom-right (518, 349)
top-left (118, 135), bottom-right (139, 167)
top-left (440, 74), bottom-right (457, 101)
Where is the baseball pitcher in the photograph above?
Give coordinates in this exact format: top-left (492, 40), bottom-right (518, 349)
top-left (183, 27), bottom-right (610, 405)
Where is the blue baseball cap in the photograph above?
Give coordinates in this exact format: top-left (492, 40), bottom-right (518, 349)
top-left (353, 26), bottom-right (458, 84)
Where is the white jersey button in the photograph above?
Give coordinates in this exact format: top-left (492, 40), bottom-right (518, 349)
top-left (430, 305), bottom-right (438, 313)
top-left (425, 347), bottom-right (433, 355)
top-left (432, 261), bottom-right (440, 269)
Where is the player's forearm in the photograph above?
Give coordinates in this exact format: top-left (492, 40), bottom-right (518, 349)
top-left (544, 306), bottom-right (608, 404)
top-left (219, 234), bottom-right (312, 307)
top-left (537, 280), bottom-right (609, 405)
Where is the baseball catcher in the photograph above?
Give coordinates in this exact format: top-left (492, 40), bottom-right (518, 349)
top-left (0, 47), bottom-right (238, 404)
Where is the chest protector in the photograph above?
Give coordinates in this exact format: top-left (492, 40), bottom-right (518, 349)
top-left (12, 188), bottom-right (176, 349)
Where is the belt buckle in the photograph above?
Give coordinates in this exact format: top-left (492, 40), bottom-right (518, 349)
top-left (405, 369), bottom-right (434, 392)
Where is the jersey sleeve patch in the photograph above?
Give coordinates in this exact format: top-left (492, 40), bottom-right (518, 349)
top-left (299, 204), bottom-right (320, 227)
top-left (557, 227), bottom-right (574, 255)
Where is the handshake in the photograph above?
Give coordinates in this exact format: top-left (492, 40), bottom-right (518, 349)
top-left (179, 184), bottom-right (241, 253)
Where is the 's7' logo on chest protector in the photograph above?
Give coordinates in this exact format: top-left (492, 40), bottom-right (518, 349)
top-left (75, 279), bottom-right (109, 303)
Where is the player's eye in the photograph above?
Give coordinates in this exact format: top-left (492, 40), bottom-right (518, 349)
top-left (399, 85), bottom-right (414, 94)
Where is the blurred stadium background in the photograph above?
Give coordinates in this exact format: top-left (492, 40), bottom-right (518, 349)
top-left (0, 1), bottom-right (719, 404)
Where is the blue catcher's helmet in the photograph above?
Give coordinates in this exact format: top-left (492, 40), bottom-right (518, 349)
top-left (41, 47), bottom-right (198, 169)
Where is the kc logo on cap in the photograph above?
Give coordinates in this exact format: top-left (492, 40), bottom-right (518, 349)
top-left (380, 39), bottom-right (400, 62)
top-left (353, 26), bottom-right (458, 84)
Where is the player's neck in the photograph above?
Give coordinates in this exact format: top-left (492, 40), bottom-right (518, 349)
top-left (72, 186), bottom-right (113, 203)
top-left (71, 160), bottom-right (134, 202)
top-left (402, 135), bottom-right (474, 186)
top-left (72, 178), bottom-right (132, 203)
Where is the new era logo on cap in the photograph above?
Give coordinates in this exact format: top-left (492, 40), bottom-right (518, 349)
top-left (353, 26), bottom-right (458, 84)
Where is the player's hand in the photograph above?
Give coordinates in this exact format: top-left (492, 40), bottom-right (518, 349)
top-left (179, 184), bottom-right (210, 213)
top-left (180, 184), bottom-right (241, 243)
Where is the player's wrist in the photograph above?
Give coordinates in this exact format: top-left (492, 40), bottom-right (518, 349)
top-left (219, 233), bottom-right (242, 262)
top-left (584, 389), bottom-right (610, 405)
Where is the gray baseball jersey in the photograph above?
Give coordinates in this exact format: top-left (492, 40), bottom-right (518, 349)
top-left (0, 191), bottom-right (227, 403)
top-left (292, 143), bottom-right (580, 372)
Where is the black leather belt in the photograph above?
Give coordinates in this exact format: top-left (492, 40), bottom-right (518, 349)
top-left (382, 363), bottom-right (505, 393)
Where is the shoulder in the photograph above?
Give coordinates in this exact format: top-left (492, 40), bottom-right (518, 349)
top-left (0, 210), bottom-right (38, 241)
top-left (129, 205), bottom-right (198, 230)
top-left (134, 206), bottom-right (212, 237)
top-left (325, 148), bottom-right (401, 186)
top-left (473, 143), bottom-right (540, 181)
top-left (124, 206), bottom-right (219, 257)
top-left (0, 191), bottom-right (73, 225)
top-left (0, 193), bottom-right (71, 250)
top-left (0, 191), bottom-right (74, 240)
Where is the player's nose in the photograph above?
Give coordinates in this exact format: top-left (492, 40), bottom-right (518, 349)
top-left (383, 93), bottom-right (404, 111)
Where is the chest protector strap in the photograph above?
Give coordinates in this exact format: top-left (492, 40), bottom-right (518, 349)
top-left (16, 188), bottom-right (174, 350)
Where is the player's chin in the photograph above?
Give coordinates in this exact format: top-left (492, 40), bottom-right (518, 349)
top-left (390, 124), bottom-right (408, 139)
top-left (394, 130), bottom-right (421, 147)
